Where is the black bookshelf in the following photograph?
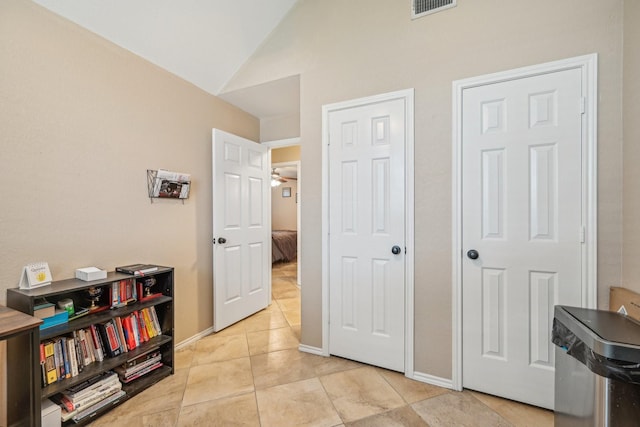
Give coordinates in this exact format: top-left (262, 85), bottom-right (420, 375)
top-left (6, 266), bottom-right (174, 426)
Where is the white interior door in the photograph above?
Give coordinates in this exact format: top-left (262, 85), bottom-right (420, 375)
top-left (461, 68), bottom-right (584, 409)
top-left (212, 129), bottom-right (270, 332)
top-left (328, 97), bottom-right (406, 372)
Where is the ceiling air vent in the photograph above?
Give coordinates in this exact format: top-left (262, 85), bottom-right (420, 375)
top-left (412, 0), bottom-right (456, 19)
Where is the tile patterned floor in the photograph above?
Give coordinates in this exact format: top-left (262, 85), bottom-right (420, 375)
top-left (89, 261), bottom-right (554, 426)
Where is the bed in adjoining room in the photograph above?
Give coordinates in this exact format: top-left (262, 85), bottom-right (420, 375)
top-left (272, 230), bottom-right (297, 263)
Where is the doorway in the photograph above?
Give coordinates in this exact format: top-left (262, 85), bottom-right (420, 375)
top-left (266, 140), bottom-right (302, 339)
top-left (271, 159), bottom-right (301, 286)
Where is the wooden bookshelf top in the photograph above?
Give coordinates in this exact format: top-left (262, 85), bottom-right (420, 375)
top-left (7, 266), bottom-right (173, 299)
top-left (0, 305), bottom-right (42, 339)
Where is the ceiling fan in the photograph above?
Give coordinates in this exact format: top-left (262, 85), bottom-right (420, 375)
top-left (271, 168), bottom-right (287, 187)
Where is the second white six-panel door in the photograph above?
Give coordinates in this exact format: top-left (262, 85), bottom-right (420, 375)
top-left (328, 97), bottom-right (406, 372)
top-left (461, 68), bottom-right (584, 409)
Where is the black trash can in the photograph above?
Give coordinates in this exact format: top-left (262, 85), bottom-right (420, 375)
top-left (553, 305), bottom-right (640, 427)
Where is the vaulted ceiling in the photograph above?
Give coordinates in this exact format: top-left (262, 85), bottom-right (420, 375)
top-left (32, 0), bottom-right (300, 119)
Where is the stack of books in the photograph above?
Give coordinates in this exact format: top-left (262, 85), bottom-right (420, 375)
top-left (114, 347), bottom-right (163, 383)
top-left (51, 371), bottom-right (125, 423)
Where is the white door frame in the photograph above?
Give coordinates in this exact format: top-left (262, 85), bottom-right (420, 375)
top-left (321, 88), bottom-right (415, 378)
top-left (451, 54), bottom-right (598, 391)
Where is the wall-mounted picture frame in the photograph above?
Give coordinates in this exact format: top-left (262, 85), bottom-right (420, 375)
top-left (282, 187), bottom-right (291, 197)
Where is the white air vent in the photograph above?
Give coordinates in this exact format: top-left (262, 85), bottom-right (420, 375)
top-left (412, 0), bottom-right (456, 19)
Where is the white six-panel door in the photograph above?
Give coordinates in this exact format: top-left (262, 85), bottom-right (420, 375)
top-left (328, 98), bottom-right (406, 372)
top-left (212, 129), bottom-right (270, 332)
top-left (461, 68), bottom-right (584, 409)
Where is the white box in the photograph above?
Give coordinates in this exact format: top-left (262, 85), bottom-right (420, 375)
top-left (75, 266), bottom-right (107, 281)
top-left (42, 398), bottom-right (61, 427)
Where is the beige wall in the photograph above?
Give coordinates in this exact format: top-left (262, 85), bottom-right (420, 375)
top-left (260, 113), bottom-right (300, 142)
top-left (623, 1), bottom-right (640, 292)
top-left (272, 181), bottom-right (298, 231)
top-left (0, 0), bottom-right (259, 349)
top-left (225, 0), bottom-right (625, 379)
top-left (271, 146), bottom-right (301, 164)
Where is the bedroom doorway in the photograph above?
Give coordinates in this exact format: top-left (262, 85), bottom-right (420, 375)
top-left (268, 141), bottom-right (302, 340)
top-left (268, 142), bottom-right (301, 288)
top-left (271, 160), bottom-right (300, 285)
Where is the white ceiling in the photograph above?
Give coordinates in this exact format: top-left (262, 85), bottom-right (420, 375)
top-left (32, 0), bottom-right (299, 118)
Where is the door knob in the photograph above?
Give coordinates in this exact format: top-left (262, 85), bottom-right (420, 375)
top-left (218, 237), bottom-right (227, 244)
top-left (391, 245), bottom-right (402, 255)
top-left (467, 249), bottom-right (479, 260)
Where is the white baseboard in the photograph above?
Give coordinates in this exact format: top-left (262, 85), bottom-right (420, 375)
top-left (175, 326), bottom-right (215, 350)
top-left (411, 370), bottom-right (455, 390)
top-left (298, 344), bottom-right (326, 356)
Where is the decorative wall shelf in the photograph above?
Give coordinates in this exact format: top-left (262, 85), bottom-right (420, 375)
top-left (147, 169), bottom-right (191, 204)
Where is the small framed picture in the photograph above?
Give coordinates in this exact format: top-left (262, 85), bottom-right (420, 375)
top-left (282, 187), bottom-right (291, 197)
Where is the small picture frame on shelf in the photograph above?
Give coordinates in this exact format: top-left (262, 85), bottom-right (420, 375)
top-left (282, 187), bottom-right (291, 198)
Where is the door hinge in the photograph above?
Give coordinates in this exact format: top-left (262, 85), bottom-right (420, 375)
top-left (580, 226), bottom-right (586, 243)
top-left (580, 97), bottom-right (586, 114)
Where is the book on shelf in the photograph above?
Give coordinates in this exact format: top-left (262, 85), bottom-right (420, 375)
top-left (115, 264), bottom-right (159, 276)
top-left (120, 362), bottom-right (163, 384)
top-left (73, 389), bottom-right (126, 423)
top-left (77, 329), bottom-right (92, 366)
top-left (121, 315), bottom-right (137, 351)
top-left (136, 310), bottom-right (149, 343)
top-left (114, 347), bottom-right (162, 382)
top-left (68, 306), bottom-right (90, 321)
top-left (96, 320), bottom-right (123, 358)
top-left (43, 340), bottom-right (57, 385)
top-left (60, 406), bottom-right (77, 423)
top-left (71, 330), bottom-right (84, 373)
top-left (129, 313), bottom-right (141, 348)
top-left (114, 316), bottom-right (128, 354)
top-left (34, 300), bottom-right (55, 319)
top-left (63, 371), bottom-right (117, 398)
top-left (58, 337), bottom-right (71, 380)
top-left (51, 371), bottom-right (123, 421)
top-left (39, 343), bottom-right (47, 387)
top-left (67, 379), bottom-right (121, 411)
top-left (88, 325), bottom-right (105, 362)
top-left (67, 337), bottom-right (79, 377)
top-left (53, 338), bottom-right (65, 380)
top-left (40, 309), bottom-right (69, 330)
top-left (110, 279), bottom-right (136, 308)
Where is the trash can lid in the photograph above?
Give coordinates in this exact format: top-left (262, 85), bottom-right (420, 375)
top-left (555, 306), bottom-right (640, 361)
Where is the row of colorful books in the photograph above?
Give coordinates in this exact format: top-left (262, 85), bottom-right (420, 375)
top-left (49, 371), bottom-right (126, 423)
top-left (41, 326), bottom-right (103, 386)
top-left (39, 306), bottom-right (163, 386)
top-left (102, 306), bottom-right (163, 357)
top-left (110, 278), bottom-right (137, 308)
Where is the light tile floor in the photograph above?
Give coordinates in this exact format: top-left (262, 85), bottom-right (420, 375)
top-left (89, 261), bottom-right (554, 426)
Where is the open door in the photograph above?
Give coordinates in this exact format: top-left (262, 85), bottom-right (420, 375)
top-left (212, 129), bottom-right (270, 331)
